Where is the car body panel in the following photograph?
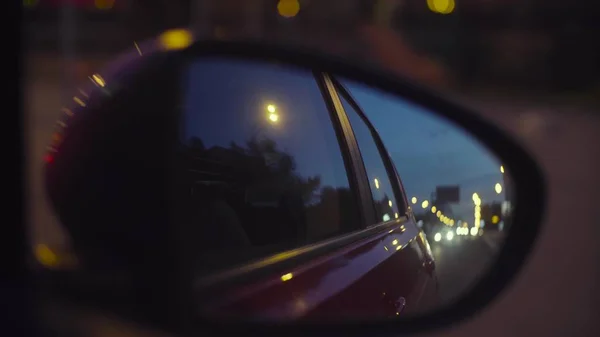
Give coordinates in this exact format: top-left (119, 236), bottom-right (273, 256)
top-left (199, 220), bottom-right (437, 320)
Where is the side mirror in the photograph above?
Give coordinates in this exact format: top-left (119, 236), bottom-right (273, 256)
top-left (40, 34), bottom-right (545, 336)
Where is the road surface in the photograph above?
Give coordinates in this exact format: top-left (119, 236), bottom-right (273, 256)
top-left (430, 231), bottom-right (505, 304)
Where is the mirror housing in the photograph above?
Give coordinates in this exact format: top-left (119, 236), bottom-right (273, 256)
top-left (41, 36), bottom-right (546, 336)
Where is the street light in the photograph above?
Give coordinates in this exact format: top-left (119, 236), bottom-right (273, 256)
top-left (421, 200), bottom-right (429, 209)
top-left (473, 193), bottom-right (481, 228)
top-left (411, 197), bottom-right (417, 204)
top-left (431, 206), bottom-right (437, 213)
top-left (495, 183), bottom-right (502, 194)
top-left (266, 104), bottom-right (279, 123)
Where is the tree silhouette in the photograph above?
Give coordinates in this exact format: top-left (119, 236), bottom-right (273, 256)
top-left (189, 136), bottom-right (205, 151)
top-left (227, 135), bottom-right (322, 206)
top-left (182, 135), bottom-right (358, 247)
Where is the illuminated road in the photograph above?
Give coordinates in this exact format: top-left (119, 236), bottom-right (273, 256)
top-left (429, 231), bottom-right (505, 304)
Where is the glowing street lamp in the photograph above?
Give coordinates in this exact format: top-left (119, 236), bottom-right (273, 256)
top-left (266, 104), bottom-right (279, 123)
top-left (495, 183), bottom-right (503, 194)
top-left (472, 193), bottom-right (481, 228)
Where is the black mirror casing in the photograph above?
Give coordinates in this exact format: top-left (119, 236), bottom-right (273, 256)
top-left (42, 39), bottom-right (546, 337)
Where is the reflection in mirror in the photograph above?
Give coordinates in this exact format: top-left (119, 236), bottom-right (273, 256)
top-left (177, 58), bottom-right (513, 321)
top-left (339, 78), bottom-right (514, 308)
top-left (40, 56), bottom-right (514, 326)
top-left (179, 59), bottom-right (361, 275)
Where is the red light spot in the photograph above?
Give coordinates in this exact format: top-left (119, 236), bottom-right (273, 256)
top-left (44, 154), bottom-right (54, 164)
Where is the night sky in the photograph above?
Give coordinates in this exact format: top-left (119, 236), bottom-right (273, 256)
top-left (183, 59), bottom-right (506, 222)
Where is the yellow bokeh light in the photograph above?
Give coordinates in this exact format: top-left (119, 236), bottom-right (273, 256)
top-left (73, 96), bottom-right (86, 107)
top-left (492, 215), bottom-right (500, 224)
top-left (411, 197), bottom-right (417, 204)
top-left (388, 200), bottom-right (393, 207)
top-left (95, 0), bottom-right (115, 10)
top-left (436, 210), bottom-right (441, 217)
top-left (91, 73), bottom-right (105, 87)
top-left (35, 244), bottom-right (58, 267)
top-left (267, 104), bottom-right (276, 113)
top-left (281, 273), bottom-right (293, 281)
top-left (421, 200), bottom-right (429, 209)
top-left (159, 29), bottom-right (193, 51)
top-left (431, 206), bottom-right (437, 213)
top-left (268, 113), bottom-right (279, 122)
top-left (277, 0), bottom-right (300, 18)
top-left (500, 165), bottom-right (505, 173)
top-left (426, 0), bottom-right (455, 15)
top-left (23, 0), bottom-right (38, 7)
top-left (374, 178), bottom-right (380, 189)
top-left (495, 183), bottom-right (503, 194)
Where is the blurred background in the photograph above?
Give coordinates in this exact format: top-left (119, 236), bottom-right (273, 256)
top-left (23, 2), bottom-right (600, 336)
top-left (24, 0), bottom-right (599, 266)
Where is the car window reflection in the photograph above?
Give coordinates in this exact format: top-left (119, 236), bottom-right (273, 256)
top-left (338, 94), bottom-right (402, 224)
top-left (179, 59), bottom-right (360, 274)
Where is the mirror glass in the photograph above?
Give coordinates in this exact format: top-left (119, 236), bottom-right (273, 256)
top-left (177, 58), bottom-right (514, 320)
